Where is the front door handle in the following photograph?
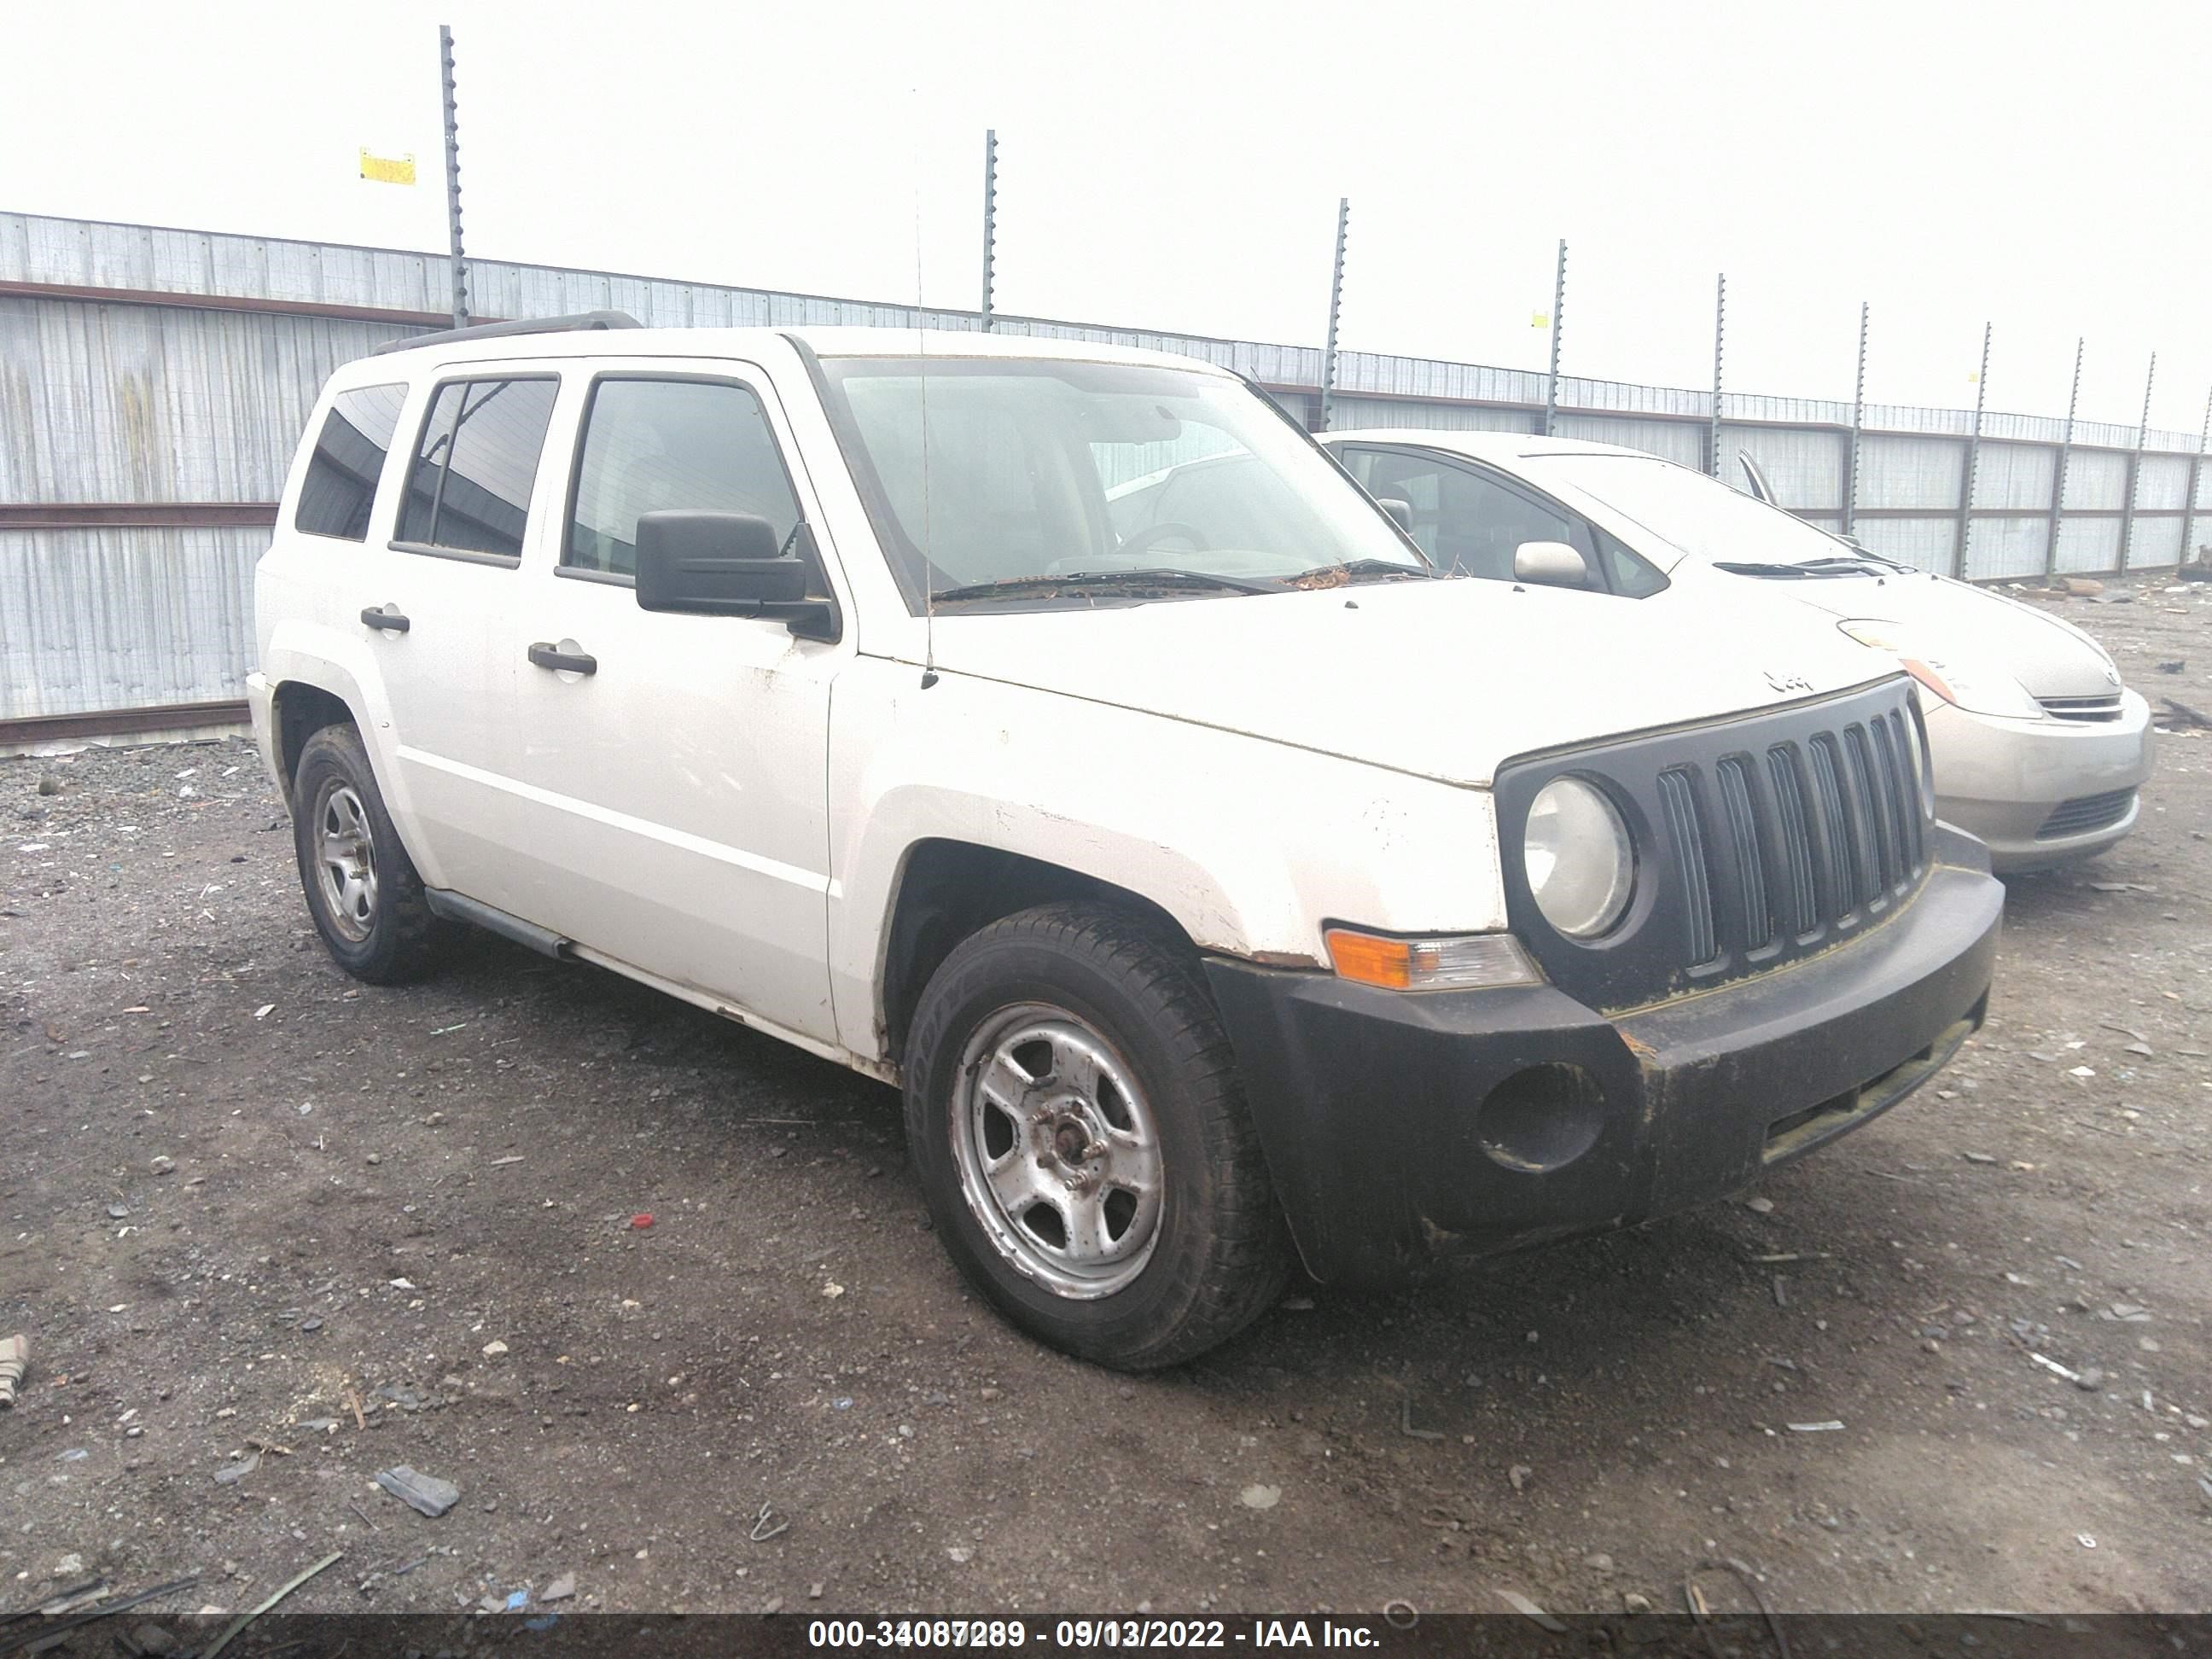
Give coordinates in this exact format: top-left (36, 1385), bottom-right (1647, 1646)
top-left (527, 642), bottom-right (598, 676)
top-left (360, 606), bottom-right (410, 632)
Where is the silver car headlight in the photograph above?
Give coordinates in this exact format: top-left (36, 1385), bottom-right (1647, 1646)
top-left (1524, 777), bottom-right (1635, 939)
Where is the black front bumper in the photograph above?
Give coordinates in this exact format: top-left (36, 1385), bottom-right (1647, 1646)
top-left (1205, 835), bottom-right (2003, 1286)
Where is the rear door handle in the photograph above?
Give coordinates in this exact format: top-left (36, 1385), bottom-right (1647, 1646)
top-left (527, 642), bottom-right (598, 676)
top-left (360, 607), bottom-right (410, 633)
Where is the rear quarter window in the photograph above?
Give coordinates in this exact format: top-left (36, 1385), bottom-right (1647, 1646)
top-left (294, 384), bottom-right (409, 541)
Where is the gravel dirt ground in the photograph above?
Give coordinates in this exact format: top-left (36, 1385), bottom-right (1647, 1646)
top-left (3, 586), bottom-right (2209, 1627)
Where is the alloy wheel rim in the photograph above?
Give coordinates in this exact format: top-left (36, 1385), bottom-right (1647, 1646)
top-left (313, 783), bottom-right (379, 943)
top-left (951, 1003), bottom-right (1164, 1300)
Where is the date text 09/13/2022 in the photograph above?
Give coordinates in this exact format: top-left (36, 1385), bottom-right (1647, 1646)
top-left (805, 1617), bottom-right (1386, 1648)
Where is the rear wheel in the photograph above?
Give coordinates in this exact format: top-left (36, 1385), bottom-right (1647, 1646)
top-left (903, 903), bottom-right (1293, 1369)
top-left (290, 724), bottom-right (451, 983)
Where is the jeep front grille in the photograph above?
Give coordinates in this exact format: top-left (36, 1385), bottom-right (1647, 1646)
top-left (1662, 707), bottom-right (1927, 972)
top-left (1496, 680), bottom-right (1936, 1012)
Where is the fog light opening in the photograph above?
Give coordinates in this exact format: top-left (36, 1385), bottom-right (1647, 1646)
top-left (1476, 1063), bottom-right (1608, 1173)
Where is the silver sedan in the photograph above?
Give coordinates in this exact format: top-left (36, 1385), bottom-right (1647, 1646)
top-left (1319, 430), bottom-right (2154, 872)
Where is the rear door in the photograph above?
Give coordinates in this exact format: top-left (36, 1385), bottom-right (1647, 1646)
top-left (500, 362), bottom-right (845, 1045)
top-left (367, 369), bottom-right (561, 910)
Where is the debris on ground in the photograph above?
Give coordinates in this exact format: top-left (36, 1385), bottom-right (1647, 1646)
top-left (203, 1551), bottom-right (341, 1658)
top-left (212, 1452), bottom-right (260, 1486)
top-left (374, 1465), bottom-right (461, 1518)
top-left (749, 1500), bottom-right (790, 1541)
top-left (540, 1573), bottom-right (576, 1602)
top-left (1399, 1398), bottom-right (1443, 1441)
top-left (2029, 1353), bottom-right (2082, 1385)
top-left (5, 1575), bottom-right (202, 1651)
top-left (1492, 1587), bottom-right (1566, 1632)
top-left (1787, 1421), bottom-right (1845, 1432)
top-left (1238, 1484), bottom-right (1282, 1511)
top-left (0, 1333), bottom-right (26, 1407)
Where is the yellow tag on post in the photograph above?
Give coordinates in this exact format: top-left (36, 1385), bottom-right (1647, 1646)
top-left (358, 150), bottom-right (417, 185)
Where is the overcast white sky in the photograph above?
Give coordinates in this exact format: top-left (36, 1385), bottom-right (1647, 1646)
top-left (11, 0), bottom-right (2210, 433)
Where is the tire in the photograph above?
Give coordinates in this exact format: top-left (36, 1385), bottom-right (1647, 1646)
top-left (903, 902), bottom-right (1294, 1369)
top-left (289, 723), bottom-right (451, 984)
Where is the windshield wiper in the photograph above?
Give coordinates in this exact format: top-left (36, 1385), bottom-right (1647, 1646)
top-left (929, 568), bottom-right (1288, 603)
top-left (1713, 559), bottom-right (1865, 579)
top-left (1714, 553), bottom-right (1912, 579)
top-left (1329, 557), bottom-right (1441, 581)
top-left (1792, 553), bottom-right (1915, 574)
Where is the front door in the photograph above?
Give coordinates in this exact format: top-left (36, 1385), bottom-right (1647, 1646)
top-left (502, 364), bottom-right (842, 1045)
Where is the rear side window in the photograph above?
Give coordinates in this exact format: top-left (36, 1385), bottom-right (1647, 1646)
top-left (294, 384), bottom-right (408, 540)
top-left (395, 377), bottom-right (559, 559)
top-left (566, 378), bottom-right (801, 578)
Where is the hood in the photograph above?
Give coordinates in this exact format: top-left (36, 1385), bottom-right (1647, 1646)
top-left (916, 576), bottom-right (1895, 789)
top-left (1766, 568), bottom-right (2122, 700)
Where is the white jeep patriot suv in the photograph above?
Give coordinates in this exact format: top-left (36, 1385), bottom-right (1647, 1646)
top-left (250, 315), bottom-right (2003, 1368)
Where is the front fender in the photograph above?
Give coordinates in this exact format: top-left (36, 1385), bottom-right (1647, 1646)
top-left (825, 659), bottom-right (1508, 1061)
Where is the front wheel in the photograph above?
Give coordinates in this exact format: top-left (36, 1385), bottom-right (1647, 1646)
top-left (903, 903), bottom-right (1294, 1369)
top-left (289, 723), bottom-right (452, 984)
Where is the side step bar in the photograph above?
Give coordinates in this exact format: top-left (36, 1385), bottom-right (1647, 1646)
top-left (423, 889), bottom-right (573, 959)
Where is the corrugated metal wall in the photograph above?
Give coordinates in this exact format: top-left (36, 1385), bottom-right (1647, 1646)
top-left (4, 211), bottom-right (2207, 730)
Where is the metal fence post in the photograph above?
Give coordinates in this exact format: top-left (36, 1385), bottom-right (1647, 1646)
top-left (2046, 336), bottom-right (2083, 580)
top-left (1708, 273), bottom-right (1726, 477)
top-left (1318, 197), bottom-right (1349, 433)
top-left (2120, 352), bottom-right (2156, 572)
top-left (2181, 384), bottom-right (2211, 570)
top-left (979, 130), bottom-right (998, 332)
top-left (1955, 323), bottom-right (1990, 578)
top-left (1544, 239), bottom-right (1567, 438)
top-left (1845, 301), bottom-right (1867, 537)
top-left (438, 24), bottom-right (468, 329)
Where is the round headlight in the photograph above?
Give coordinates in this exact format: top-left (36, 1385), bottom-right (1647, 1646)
top-left (1524, 777), bottom-right (1635, 939)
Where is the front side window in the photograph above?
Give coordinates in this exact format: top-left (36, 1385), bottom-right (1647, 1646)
top-left (1341, 445), bottom-right (1584, 584)
top-left (566, 379), bottom-right (801, 579)
top-left (394, 377), bottom-right (559, 558)
top-left (294, 383), bottom-right (408, 541)
top-left (814, 357), bottom-right (1426, 608)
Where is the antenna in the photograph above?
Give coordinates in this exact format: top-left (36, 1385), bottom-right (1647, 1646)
top-left (914, 116), bottom-right (939, 690)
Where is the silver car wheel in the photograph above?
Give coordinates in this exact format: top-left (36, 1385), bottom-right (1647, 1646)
top-left (312, 782), bottom-right (379, 943)
top-left (951, 1002), bottom-right (1165, 1300)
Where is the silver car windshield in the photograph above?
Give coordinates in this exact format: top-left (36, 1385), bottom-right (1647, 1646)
top-left (1519, 453), bottom-right (1887, 575)
top-left (815, 357), bottom-right (1427, 608)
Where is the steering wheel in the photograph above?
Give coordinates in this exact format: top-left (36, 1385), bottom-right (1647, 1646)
top-left (1115, 521), bottom-right (1213, 558)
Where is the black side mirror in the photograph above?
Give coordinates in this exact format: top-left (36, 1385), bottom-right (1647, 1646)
top-left (634, 510), bottom-right (841, 643)
top-left (1374, 496), bottom-right (1414, 533)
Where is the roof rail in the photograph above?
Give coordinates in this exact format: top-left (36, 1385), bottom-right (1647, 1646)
top-left (372, 310), bottom-right (643, 356)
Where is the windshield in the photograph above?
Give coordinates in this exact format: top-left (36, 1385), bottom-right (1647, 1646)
top-left (815, 357), bottom-right (1426, 607)
top-left (1516, 453), bottom-right (1888, 575)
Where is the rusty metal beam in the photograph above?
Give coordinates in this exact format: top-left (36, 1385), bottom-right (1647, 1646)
top-left (0, 700), bottom-right (249, 748)
top-left (0, 276), bottom-right (463, 329)
top-left (0, 503), bottom-right (278, 531)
